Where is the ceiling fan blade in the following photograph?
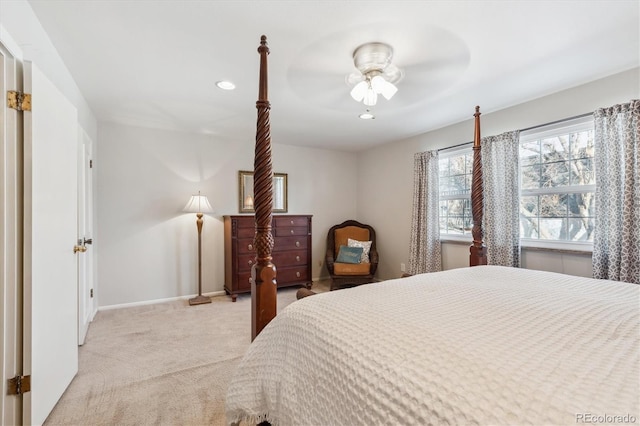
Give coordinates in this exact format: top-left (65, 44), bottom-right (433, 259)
top-left (346, 72), bottom-right (364, 85)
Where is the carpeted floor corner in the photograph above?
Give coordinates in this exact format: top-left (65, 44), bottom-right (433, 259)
top-left (44, 281), bottom-right (330, 426)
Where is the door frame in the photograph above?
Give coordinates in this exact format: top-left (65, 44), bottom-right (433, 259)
top-left (78, 127), bottom-right (95, 344)
top-left (0, 37), bottom-right (23, 426)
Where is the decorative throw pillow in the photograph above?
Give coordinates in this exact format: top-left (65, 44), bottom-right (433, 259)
top-left (336, 245), bottom-right (363, 264)
top-left (348, 238), bottom-right (372, 263)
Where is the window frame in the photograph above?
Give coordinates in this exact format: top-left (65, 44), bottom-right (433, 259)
top-left (438, 144), bottom-right (473, 242)
top-left (437, 115), bottom-right (595, 252)
top-left (519, 115), bottom-right (595, 251)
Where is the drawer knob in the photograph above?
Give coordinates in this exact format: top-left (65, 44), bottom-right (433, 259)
top-left (290, 220), bottom-right (294, 225)
top-left (296, 272), bottom-right (301, 278)
top-left (295, 241), bottom-right (300, 247)
top-left (248, 244), bottom-right (253, 251)
top-left (296, 256), bottom-right (300, 262)
top-left (290, 229), bottom-right (294, 234)
top-left (248, 259), bottom-right (253, 266)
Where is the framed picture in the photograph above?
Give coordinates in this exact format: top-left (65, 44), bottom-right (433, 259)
top-left (238, 170), bottom-right (288, 213)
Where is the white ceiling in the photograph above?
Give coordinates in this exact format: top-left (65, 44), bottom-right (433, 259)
top-left (27, 0), bottom-right (639, 152)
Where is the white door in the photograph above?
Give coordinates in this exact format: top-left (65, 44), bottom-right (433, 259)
top-left (77, 127), bottom-right (94, 345)
top-left (0, 39), bottom-right (21, 426)
top-left (22, 61), bottom-right (79, 426)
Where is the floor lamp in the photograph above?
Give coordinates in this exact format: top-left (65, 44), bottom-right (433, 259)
top-left (183, 191), bottom-right (213, 305)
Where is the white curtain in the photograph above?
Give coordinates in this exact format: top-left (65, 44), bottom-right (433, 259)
top-left (481, 131), bottom-right (521, 267)
top-left (408, 150), bottom-right (442, 274)
top-left (592, 99), bottom-right (640, 284)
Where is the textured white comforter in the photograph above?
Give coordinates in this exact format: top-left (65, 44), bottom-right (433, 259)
top-left (225, 266), bottom-right (639, 425)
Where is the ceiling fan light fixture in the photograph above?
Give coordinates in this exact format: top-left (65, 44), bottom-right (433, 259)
top-left (380, 80), bottom-right (398, 100)
top-left (370, 75), bottom-right (397, 100)
top-left (348, 42), bottom-right (402, 106)
top-left (350, 80), bottom-right (368, 102)
top-left (363, 86), bottom-right (377, 106)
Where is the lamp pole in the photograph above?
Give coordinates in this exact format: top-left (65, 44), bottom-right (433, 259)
top-left (189, 210), bottom-right (211, 305)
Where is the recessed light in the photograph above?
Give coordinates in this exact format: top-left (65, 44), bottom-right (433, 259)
top-left (216, 80), bottom-right (236, 90)
top-left (359, 112), bottom-right (375, 120)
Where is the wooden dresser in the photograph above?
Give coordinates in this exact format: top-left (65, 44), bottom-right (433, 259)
top-left (223, 215), bottom-right (312, 301)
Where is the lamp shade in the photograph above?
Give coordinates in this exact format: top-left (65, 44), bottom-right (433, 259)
top-left (183, 193), bottom-right (213, 213)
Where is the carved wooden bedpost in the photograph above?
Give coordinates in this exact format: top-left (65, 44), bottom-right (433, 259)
top-left (470, 106), bottom-right (487, 266)
top-left (251, 35), bottom-right (277, 341)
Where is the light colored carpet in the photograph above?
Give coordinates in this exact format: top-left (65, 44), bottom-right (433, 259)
top-left (44, 281), bottom-right (330, 426)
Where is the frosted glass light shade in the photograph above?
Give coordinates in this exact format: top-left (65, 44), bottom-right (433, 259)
top-left (350, 80), bottom-right (368, 102)
top-left (183, 193), bottom-right (213, 213)
top-left (363, 87), bottom-right (377, 106)
top-left (351, 75), bottom-right (396, 106)
top-left (371, 75), bottom-right (397, 100)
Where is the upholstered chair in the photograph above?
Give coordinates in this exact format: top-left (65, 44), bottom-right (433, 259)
top-left (325, 220), bottom-right (378, 291)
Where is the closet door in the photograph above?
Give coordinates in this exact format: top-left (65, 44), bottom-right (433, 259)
top-left (22, 61), bottom-right (79, 426)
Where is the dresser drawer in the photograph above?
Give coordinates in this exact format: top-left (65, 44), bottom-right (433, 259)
top-left (236, 272), bottom-right (252, 291)
top-left (237, 253), bottom-right (257, 272)
top-left (274, 216), bottom-right (308, 228)
top-left (235, 217), bottom-right (255, 228)
top-left (273, 236), bottom-right (308, 251)
top-left (236, 238), bottom-right (256, 254)
top-left (273, 250), bottom-right (308, 267)
top-left (278, 266), bottom-right (310, 283)
top-left (274, 226), bottom-right (309, 237)
top-left (235, 226), bottom-right (255, 238)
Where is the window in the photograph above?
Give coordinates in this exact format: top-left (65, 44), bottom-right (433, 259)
top-left (519, 117), bottom-right (595, 246)
top-left (438, 115), bottom-right (595, 249)
top-left (438, 146), bottom-right (473, 237)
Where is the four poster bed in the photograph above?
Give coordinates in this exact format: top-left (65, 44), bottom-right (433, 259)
top-left (226, 36), bottom-right (640, 425)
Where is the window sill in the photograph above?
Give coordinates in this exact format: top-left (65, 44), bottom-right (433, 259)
top-left (439, 236), bottom-right (593, 255)
top-left (439, 235), bottom-right (472, 245)
top-left (520, 239), bottom-right (593, 255)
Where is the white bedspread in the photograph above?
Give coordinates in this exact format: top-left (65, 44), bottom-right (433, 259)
top-left (225, 266), bottom-right (639, 425)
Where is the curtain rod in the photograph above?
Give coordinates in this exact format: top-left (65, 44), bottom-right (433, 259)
top-left (519, 111), bottom-right (593, 133)
top-left (437, 140), bottom-right (472, 152)
top-left (438, 111), bottom-right (594, 152)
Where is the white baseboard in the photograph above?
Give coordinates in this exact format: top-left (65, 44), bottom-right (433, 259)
top-left (98, 290), bottom-right (227, 311)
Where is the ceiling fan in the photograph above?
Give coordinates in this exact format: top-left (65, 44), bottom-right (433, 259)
top-left (346, 42), bottom-right (404, 107)
top-left (285, 26), bottom-right (470, 113)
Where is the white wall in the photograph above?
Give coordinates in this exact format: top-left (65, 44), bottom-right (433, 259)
top-left (358, 67), bottom-right (640, 280)
top-left (97, 122), bottom-right (357, 306)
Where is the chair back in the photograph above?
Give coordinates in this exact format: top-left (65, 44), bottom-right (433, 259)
top-left (334, 226), bottom-right (370, 254)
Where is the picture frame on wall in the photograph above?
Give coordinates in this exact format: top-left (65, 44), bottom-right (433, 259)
top-left (238, 170), bottom-right (288, 213)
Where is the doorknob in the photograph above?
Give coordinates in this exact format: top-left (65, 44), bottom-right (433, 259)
top-left (73, 245), bottom-right (87, 253)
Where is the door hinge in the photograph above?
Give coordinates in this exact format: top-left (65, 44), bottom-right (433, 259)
top-left (7, 90), bottom-right (32, 111)
top-left (90, 288), bottom-right (94, 298)
top-left (89, 159), bottom-right (93, 168)
top-left (8, 375), bottom-right (31, 395)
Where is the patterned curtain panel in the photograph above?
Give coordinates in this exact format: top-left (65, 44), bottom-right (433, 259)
top-left (408, 150), bottom-right (442, 274)
top-left (481, 131), bottom-right (521, 267)
top-left (593, 99), bottom-right (640, 284)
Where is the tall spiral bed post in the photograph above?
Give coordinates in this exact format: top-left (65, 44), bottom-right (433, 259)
top-left (251, 35), bottom-right (277, 341)
top-left (469, 106), bottom-right (487, 266)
